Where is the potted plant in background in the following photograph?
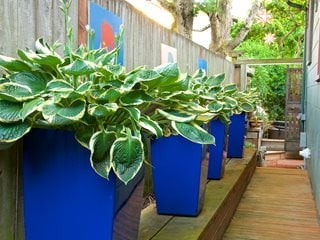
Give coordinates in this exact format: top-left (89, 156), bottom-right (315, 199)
top-left (226, 89), bottom-right (259, 158)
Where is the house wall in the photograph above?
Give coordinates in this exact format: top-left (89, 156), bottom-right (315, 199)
top-left (305, 1), bottom-right (320, 221)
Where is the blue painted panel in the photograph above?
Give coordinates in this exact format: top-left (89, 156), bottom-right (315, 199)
top-left (90, 2), bottom-right (124, 65)
top-left (23, 129), bottom-right (115, 240)
top-left (208, 119), bottom-right (226, 179)
top-left (151, 135), bottom-right (205, 216)
top-left (227, 113), bottom-right (246, 158)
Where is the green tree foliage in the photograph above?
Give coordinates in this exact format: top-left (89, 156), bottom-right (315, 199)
top-left (234, 0), bottom-right (306, 120)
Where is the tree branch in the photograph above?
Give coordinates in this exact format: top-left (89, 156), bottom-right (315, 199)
top-left (226, 0), bottom-right (262, 52)
top-left (193, 24), bottom-right (211, 32)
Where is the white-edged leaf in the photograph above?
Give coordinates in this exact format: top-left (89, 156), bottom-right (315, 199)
top-left (20, 98), bottom-right (45, 120)
top-left (89, 130), bottom-right (116, 179)
top-left (139, 115), bottom-right (163, 138)
top-left (0, 120), bottom-right (31, 143)
top-left (110, 131), bottom-right (144, 184)
top-left (46, 80), bottom-right (74, 92)
top-left (156, 109), bottom-right (196, 122)
top-left (172, 121), bottom-right (215, 144)
top-left (0, 100), bottom-right (23, 122)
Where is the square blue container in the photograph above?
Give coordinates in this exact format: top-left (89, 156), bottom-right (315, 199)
top-left (151, 135), bottom-right (207, 216)
top-left (227, 113), bottom-right (246, 158)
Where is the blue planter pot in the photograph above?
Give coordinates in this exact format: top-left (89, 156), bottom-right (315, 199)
top-left (227, 113), bottom-right (246, 158)
top-left (208, 118), bottom-right (226, 179)
top-left (151, 135), bottom-right (207, 216)
top-left (23, 129), bottom-right (144, 240)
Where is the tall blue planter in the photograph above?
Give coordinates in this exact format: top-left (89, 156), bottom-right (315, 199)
top-left (227, 113), bottom-right (246, 158)
top-left (23, 129), bottom-right (144, 240)
top-left (208, 118), bottom-right (226, 179)
top-left (151, 135), bottom-right (207, 216)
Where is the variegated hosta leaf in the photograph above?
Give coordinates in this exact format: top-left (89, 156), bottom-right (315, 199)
top-left (0, 100), bottom-right (23, 122)
top-left (89, 88), bottom-right (122, 102)
top-left (0, 83), bottom-right (39, 102)
top-left (42, 100), bottom-right (86, 125)
top-left (122, 107), bottom-right (141, 123)
top-left (172, 121), bottom-right (215, 144)
top-left (206, 73), bottom-right (225, 86)
top-left (46, 80), bottom-right (74, 92)
top-left (156, 109), bottom-right (196, 122)
top-left (0, 120), bottom-right (31, 143)
top-left (208, 101), bottom-right (224, 113)
top-left (224, 96), bottom-right (238, 108)
top-left (88, 103), bottom-right (118, 118)
top-left (0, 72), bottom-right (47, 101)
top-left (119, 90), bottom-right (154, 106)
top-left (75, 126), bottom-right (95, 149)
top-left (17, 48), bottom-right (62, 67)
top-left (224, 83), bottom-right (237, 93)
top-left (196, 112), bottom-right (217, 122)
top-left (60, 59), bottom-right (98, 76)
top-left (179, 102), bottom-right (208, 114)
top-left (76, 82), bottom-right (92, 94)
top-left (122, 70), bottom-right (161, 90)
top-left (139, 115), bottom-right (163, 138)
top-left (171, 91), bottom-right (198, 101)
top-left (240, 102), bottom-right (254, 112)
top-left (89, 130), bottom-right (116, 179)
top-left (20, 98), bottom-right (45, 120)
top-left (209, 85), bottom-right (223, 94)
top-left (0, 55), bottom-right (31, 72)
top-left (110, 130), bottom-right (144, 184)
top-left (144, 63), bottom-right (180, 89)
top-left (101, 65), bottom-right (124, 77)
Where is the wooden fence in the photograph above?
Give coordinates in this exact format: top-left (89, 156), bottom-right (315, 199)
top-left (0, 0), bottom-right (234, 239)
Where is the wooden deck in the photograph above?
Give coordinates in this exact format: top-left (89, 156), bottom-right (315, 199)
top-left (223, 167), bottom-right (320, 240)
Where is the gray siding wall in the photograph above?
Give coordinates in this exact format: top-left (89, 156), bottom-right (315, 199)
top-left (306, 4), bottom-right (320, 221)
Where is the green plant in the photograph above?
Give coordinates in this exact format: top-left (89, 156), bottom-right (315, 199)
top-left (0, 0), bottom-right (257, 185)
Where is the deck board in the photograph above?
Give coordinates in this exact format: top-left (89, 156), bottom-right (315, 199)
top-left (223, 167), bottom-right (320, 240)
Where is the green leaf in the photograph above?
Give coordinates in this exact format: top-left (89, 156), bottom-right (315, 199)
top-left (60, 59), bottom-right (98, 76)
top-left (0, 55), bottom-right (31, 72)
top-left (75, 126), bottom-right (95, 149)
top-left (224, 96), bottom-right (238, 107)
top-left (35, 38), bottom-right (52, 55)
top-left (42, 100), bottom-right (86, 125)
top-left (0, 100), bottom-right (23, 122)
top-left (120, 90), bottom-right (154, 106)
top-left (76, 82), bottom-right (92, 93)
top-left (89, 130), bottom-right (116, 179)
top-left (88, 103), bottom-right (118, 118)
top-left (206, 73), bottom-right (225, 86)
top-left (46, 80), bottom-right (74, 92)
top-left (145, 63), bottom-right (180, 88)
top-left (240, 102), bottom-right (254, 112)
top-left (172, 121), bottom-right (215, 144)
top-left (123, 107), bottom-right (141, 122)
top-left (20, 98), bottom-right (45, 120)
top-left (0, 83), bottom-right (38, 102)
top-left (0, 120), bottom-right (31, 143)
top-left (110, 131), bottom-right (144, 184)
top-left (224, 83), bottom-right (237, 93)
top-left (208, 101), bottom-right (224, 113)
top-left (139, 115), bottom-right (163, 138)
top-left (157, 109), bottom-right (196, 122)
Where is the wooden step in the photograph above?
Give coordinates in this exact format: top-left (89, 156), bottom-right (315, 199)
top-left (138, 148), bottom-right (257, 240)
top-left (261, 138), bottom-right (285, 151)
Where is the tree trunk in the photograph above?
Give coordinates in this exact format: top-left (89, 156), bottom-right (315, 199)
top-left (158, 0), bottom-right (194, 39)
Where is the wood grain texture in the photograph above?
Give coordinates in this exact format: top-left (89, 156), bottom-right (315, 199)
top-left (223, 167), bottom-right (320, 240)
